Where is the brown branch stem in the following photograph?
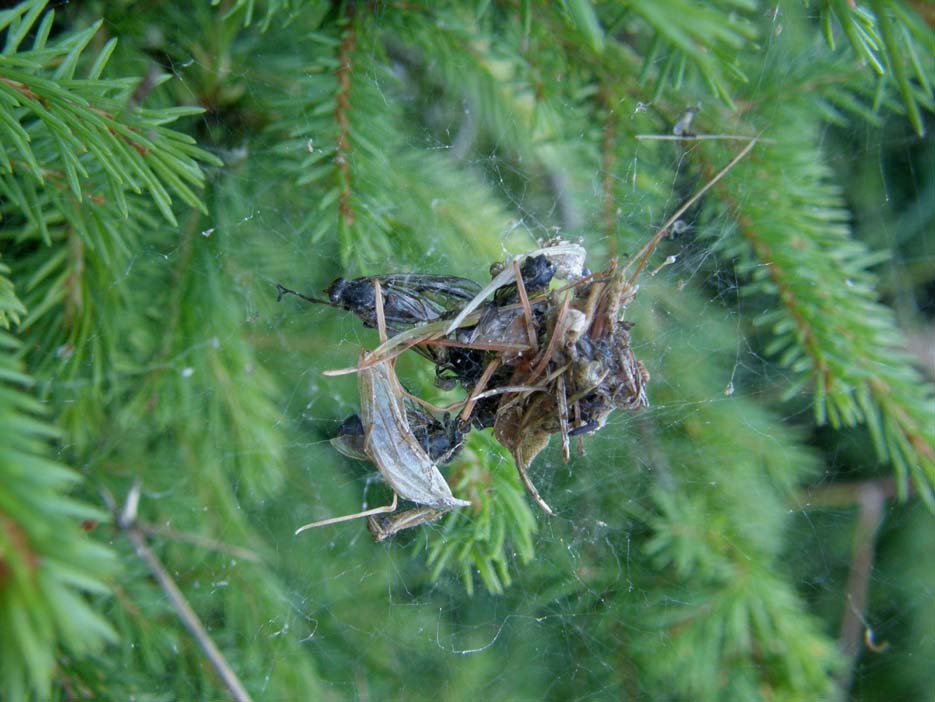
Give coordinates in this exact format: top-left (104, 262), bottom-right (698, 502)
top-left (837, 482), bottom-right (887, 692)
top-left (335, 14), bottom-right (357, 228)
top-left (111, 486), bottom-right (253, 702)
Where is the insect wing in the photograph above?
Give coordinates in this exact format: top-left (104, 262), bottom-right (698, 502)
top-left (378, 275), bottom-right (482, 325)
top-left (379, 274), bottom-right (482, 301)
top-left (359, 357), bottom-right (470, 510)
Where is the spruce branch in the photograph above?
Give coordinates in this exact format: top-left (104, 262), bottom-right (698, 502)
top-left (120, 209), bottom-right (289, 500)
top-left (0, 328), bottom-right (115, 700)
top-left (213, 0), bottom-right (310, 31)
top-left (627, 0), bottom-right (758, 106)
top-left (0, 0), bottom-right (221, 228)
top-left (3, 1), bottom-right (922, 696)
top-left (0, 259), bottom-right (25, 328)
top-left (820, 0), bottom-right (935, 135)
top-left (267, 6), bottom-right (522, 271)
top-left (425, 434), bottom-right (537, 595)
top-left (695, 124), bottom-right (935, 507)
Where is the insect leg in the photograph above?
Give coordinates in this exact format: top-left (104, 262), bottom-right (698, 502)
top-left (512, 259), bottom-right (538, 352)
top-left (514, 460), bottom-right (554, 516)
top-left (294, 493), bottom-right (399, 535)
top-left (368, 506), bottom-right (448, 542)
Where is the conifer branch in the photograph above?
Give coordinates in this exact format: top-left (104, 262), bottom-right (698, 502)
top-left (2, 0), bottom-right (932, 697)
top-left (821, 0), bottom-right (935, 135)
top-left (0, 329), bottom-right (115, 699)
top-left (426, 435), bottom-right (537, 595)
top-left (628, 0), bottom-right (757, 105)
top-left (0, 4), bottom-right (220, 227)
top-left (700, 131), bottom-right (935, 506)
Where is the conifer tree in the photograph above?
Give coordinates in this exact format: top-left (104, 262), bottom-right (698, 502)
top-left (1, 1), bottom-right (932, 700)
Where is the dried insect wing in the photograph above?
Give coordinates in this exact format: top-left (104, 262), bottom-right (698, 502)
top-left (333, 409), bottom-right (465, 465)
top-left (358, 354), bottom-right (470, 511)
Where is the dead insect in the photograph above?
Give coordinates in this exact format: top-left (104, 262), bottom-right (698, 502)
top-left (277, 274), bottom-right (482, 334)
top-left (294, 350), bottom-right (471, 536)
top-left (483, 136), bottom-right (759, 513)
top-left (295, 280), bottom-right (470, 538)
top-left (491, 262), bottom-right (650, 514)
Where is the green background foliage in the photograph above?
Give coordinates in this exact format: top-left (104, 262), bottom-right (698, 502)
top-left (1, 0), bottom-right (933, 700)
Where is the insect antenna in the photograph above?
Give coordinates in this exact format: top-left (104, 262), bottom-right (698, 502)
top-left (275, 283), bottom-right (333, 306)
top-left (295, 493), bottom-right (399, 535)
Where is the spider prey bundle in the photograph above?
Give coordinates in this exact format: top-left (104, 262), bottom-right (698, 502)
top-left (488, 259), bottom-right (649, 514)
top-left (280, 139), bottom-right (756, 539)
top-left (280, 241), bottom-right (650, 534)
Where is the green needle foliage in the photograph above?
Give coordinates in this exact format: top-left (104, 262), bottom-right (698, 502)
top-left (0, 274), bottom-right (115, 699)
top-left (1, 0), bottom-right (933, 700)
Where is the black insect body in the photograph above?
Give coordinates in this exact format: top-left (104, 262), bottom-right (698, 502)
top-left (493, 254), bottom-right (557, 306)
top-left (327, 275), bottom-right (483, 333)
top-left (410, 412), bottom-right (466, 465)
top-left (278, 275), bottom-right (483, 337)
top-left (434, 344), bottom-right (486, 390)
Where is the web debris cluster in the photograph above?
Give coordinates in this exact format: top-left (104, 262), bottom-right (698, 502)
top-left (278, 140), bottom-right (756, 545)
top-left (280, 239), bottom-right (655, 540)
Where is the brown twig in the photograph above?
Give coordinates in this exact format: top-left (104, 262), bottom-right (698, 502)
top-left (797, 476), bottom-right (902, 508)
top-left (837, 482), bottom-right (887, 692)
top-left (134, 522), bottom-right (262, 563)
top-left (794, 477), bottom-right (911, 692)
top-left (600, 89), bottom-right (618, 250)
top-left (109, 485), bottom-right (253, 702)
top-left (128, 66), bottom-right (162, 109)
top-left (335, 14), bottom-right (357, 228)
